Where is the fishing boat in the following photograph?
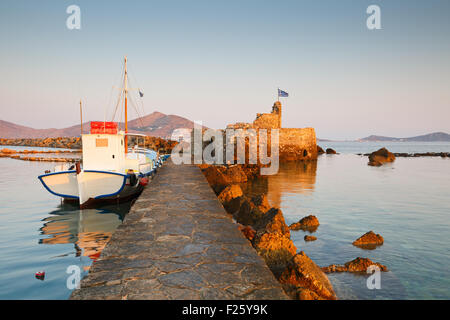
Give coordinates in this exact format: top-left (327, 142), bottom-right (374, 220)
top-left (38, 57), bottom-right (168, 208)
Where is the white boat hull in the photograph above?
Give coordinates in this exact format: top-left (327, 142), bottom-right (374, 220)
top-left (38, 170), bottom-right (144, 208)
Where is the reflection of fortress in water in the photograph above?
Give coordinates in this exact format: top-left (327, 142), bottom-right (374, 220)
top-left (243, 161), bottom-right (317, 208)
top-left (39, 203), bottom-right (130, 261)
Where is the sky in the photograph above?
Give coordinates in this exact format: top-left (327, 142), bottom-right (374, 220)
top-left (0, 0), bottom-right (449, 140)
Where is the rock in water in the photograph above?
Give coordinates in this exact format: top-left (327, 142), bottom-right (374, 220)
top-left (233, 198), bottom-right (265, 226)
top-left (345, 257), bottom-right (388, 272)
top-left (253, 232), bottom-right (297, 278)
top-left (352, 231), bottom-right (384, 249)
top-left (326, 148), bottom-right (337, 154)
top-left (217, 184), bottom-right (243, 203)
top-left (279, 251), bottom-right (337, 300)
top-left (322, 257), bottom-right (388, 273)
top-left (317, 145), bottom-right (325, 155)
top-left (217, 184), bottom-right (245, 214)
top-left (289, 215), bottom-right (320, 232)
top-left (304, 235), bottom-right (317, 242)
top-left (253, 208), bottom-right (290, 237)
top-left (201, 165), bottom-right (248, 193)
top-left (368, 148), bottom-right (395, 166)
top-left (250, 194), bottom-right (271, 214)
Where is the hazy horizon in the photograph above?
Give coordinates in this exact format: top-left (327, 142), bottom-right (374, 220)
top-left (1, 0), bottom-right (449, 140)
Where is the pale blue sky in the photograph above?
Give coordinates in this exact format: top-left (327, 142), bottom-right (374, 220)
top-left (0, 0), bottom-right (449, 139)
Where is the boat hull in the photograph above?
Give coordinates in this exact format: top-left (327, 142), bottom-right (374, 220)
top-left (38, 170), bottom-right (144, 208)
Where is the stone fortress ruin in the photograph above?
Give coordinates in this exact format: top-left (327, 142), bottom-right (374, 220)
top-left (227, 101), bottom-right (318, 162)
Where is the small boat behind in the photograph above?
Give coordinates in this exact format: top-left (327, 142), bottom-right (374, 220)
top-left (38, 57), bottom-right (169, 208)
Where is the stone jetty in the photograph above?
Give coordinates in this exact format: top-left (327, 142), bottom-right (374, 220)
top-left (70, 160), bottom-right (288, 300)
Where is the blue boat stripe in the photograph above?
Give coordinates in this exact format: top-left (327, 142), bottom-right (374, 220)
top-left (38, 170), bottom-right (128, 200)
top-left (38, 172), bottom-right (79, 199)
top-left (94, 174), bottom-right (127, 199)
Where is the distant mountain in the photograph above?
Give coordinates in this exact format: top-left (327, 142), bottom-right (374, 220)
top-left (0, 112), bottom-right (199, 140)
top-left (358, 132), bottom-right (450, 142)
top-left (317, 138), bottom-right (334, 142)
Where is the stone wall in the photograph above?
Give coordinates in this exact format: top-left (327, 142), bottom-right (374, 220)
top-left (225, 101), bottom-right (317, 162)
top-left (279, 128), bottom-right (317, 161)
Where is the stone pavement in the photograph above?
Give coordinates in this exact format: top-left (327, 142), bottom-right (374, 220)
top-left (70, 160), bottom-right (288, 300)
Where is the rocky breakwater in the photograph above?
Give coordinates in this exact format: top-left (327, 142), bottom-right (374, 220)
top-left (0, 137), bottom-right (82, 149)
top-left (362, 151), bottom-right (450, 158)
top-left (200, 164), bottom-right (337, 300)
top-left (128, 136), bottom-right (178, 154)
top-left (0, 136), bottom-right (177, 153)
top-left (368, 148), bottom-right (396, 166)
top-left (0, 148), bottom-right (81, 162)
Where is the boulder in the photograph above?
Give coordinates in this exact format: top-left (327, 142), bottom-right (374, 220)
top-left (201, 165), bottom-right (248, 193)
top-left (221, 165), bottom-right (248, 183)
top-left (352, 231), bottom-right (384, 249)
top-left (250, 194), bottom-right (271, 214)
top-left (253, 208), bottom-right (290, 237)
top-left (345, 257), bottom-right (388, 272)
top-left (233, 198), bottom-right (265, 226)
top-left (241, 164), bottom-right (261, 180)
top-left (304, 235), bottom-right (317, 242)
top-left (317, 145), bottom-right (325, 155)
top-left (237, 224), bottom-right (256, 242)
top-left (217, 184), bottom-right (245, 214)
top-left (278, 251), bottom-right (337, 300)
top-left (289, 215), bottom-right (320, 232)
top-left (368, 148), bottom-right (395, 166)
top-left (217, 184), bottom-right (243, 203)
top-left (253, 232), bottom-right (297, 277)
top-left (322, 257), bottom-right (388, 273)
top-left (326, 148), bottom-right (336, 154)
top-left (223, 196), bottom-right (245, 215)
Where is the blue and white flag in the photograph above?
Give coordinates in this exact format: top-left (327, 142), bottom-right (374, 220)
top-left (278, 89), bottom-right (289, 97)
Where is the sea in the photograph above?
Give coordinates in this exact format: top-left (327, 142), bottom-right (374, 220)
top-left (0, 142), bottom-right (449, 299)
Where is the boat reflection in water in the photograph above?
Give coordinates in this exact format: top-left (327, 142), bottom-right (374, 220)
top-left (39, 202), bottom-right (131, 265)
top-left (242, 160), bottom-right (317, 208)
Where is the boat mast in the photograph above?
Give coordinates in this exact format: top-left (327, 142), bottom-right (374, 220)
top-left (79, 99), bottom-right (83, 136)
top-left (124, 56), bottom-right (128, 154)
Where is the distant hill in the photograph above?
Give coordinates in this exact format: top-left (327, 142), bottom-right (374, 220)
top-left (317, 138), bottom-right (334, 142)
top-left (358, 132), bottom-right (450, 142)
top-left (0, 112), bottom-right (199, 140)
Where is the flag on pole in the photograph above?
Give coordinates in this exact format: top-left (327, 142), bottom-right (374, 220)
top-left (278, 88), bottom-right (289, 97)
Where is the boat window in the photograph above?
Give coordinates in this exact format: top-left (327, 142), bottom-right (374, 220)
top-left (96, 138), bottom-right (108, 147)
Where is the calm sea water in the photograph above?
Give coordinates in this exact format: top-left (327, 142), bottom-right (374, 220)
top-left (0, 146), bottom-right (131, 299)
top-left (245, 141), bottom-right (450, 300)
top-left (1, 142), bottom-right (449, 299)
